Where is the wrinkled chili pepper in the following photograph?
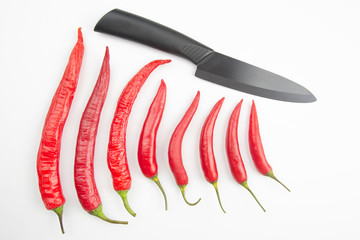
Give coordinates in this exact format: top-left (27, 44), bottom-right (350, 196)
top-left (168, 91), bottom-right (201, 206)
top-left (108, 59), bottom-right (171, 216)
top-left (138, 80), bottom-right (168, 210)
top-left (74, 47), bottom-right (127, 224)
top-left (225, 100), bottom-right (265, 212)
top-left (249, 100), bottom-right (290, 192)
top-left (199, 97), bottom-right (226, 213)
top-left (37, 28), bottom-right (84, 234)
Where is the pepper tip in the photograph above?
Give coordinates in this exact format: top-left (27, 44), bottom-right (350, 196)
top-left (77, 27), bottom-right (83, 42)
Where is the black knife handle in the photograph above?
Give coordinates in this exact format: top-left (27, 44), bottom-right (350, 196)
top-left (94, 9), bottom-right (214, 64)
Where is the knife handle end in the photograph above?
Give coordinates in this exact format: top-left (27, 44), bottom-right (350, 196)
top-left (94, 9), bottom-right (213, 64)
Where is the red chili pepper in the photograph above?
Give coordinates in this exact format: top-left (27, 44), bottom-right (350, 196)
top-left (168, 91), bottom-right (201, 206)
top-left (108, 59), bottom-right (170, 216)
top-left (199, 97), bottom-right (226, 213)
top-left (225, 100), bottom-right (265, 212)
top-left (74, 47), bottom-right (127, 224)
top-left (249, 100), bottom-right (290, 192)
top-left (138, 80), bottom-right (168, 210)
top-left (37, 28), bottom-right (84, 234)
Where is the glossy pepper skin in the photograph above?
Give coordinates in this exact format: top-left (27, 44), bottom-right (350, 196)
top-left (199, 97), bottom-right (226, 213)
top-left (226, 100), bottom-right (247, 182)
top-left (225, 100), bottom-right (265, 212)
top-left (168, 91), bottom-right (201, 206)
top-left (249, 100), bottom-right (290, 192)
top-left (138, 80), bottom-right (168, 210)
top-left (74, 47), bottom-right (127, 224)
top-left (37, 28), bottom-right (84, 234)
top-left (108, 59), bottom-right (171, 216)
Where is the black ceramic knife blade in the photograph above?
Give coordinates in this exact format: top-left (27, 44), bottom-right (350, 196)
top-left (94, 9), bottom-right (316, 103)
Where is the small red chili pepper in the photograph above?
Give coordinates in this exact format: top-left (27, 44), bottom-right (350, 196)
top-left (108, 59), bottom-right (171, 216)
top-left (74, 47), bottom-right (127, 224)
top-left (249, 100), bottom-right (290, 192)
top-left (168, 91), bottom-right (201, 206)
top-left (225, 100), bottom-right (265, 212)
top-left (199, 97), bottom-right (226, 213)
top-left (37, 28), bottom-right (84, 234)
top-left (138, 80), bottom-right (168, 210)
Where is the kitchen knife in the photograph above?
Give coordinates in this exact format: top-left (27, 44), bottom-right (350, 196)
top-left (94, 9), bottom-right (316, 103)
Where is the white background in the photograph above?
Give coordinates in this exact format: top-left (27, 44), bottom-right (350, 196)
top-left (1, 0), bottom-right (359, 239)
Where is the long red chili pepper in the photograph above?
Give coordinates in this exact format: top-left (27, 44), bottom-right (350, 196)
top-left (138, 80), bottom-right (168, 210)
top-left (225, 100), bottom-right (265, 212)
top-left (249, 100), bottom-right (290, 192)
top-left (108, 59), bottom-right (170, 216)
top-left (199, 97), bottom-right (226, 213)
top-left (74, 47), bottom-right (127, 224)
top-left (168, 91), bottom-right (201, 206)
top-left (37, 28), bottom-right (84, 234)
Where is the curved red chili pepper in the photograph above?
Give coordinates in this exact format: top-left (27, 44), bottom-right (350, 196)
top-left (138, 80), bottom-right (168, 210)
top-left (168, 91), bottom-right (201, 206)
top-left (37, 28), bottom-right (84, 234)
top-left (199, 97), bottom-right (226, 213)
top-left (74, 47), bottom-right (127, 224)
top-left (225, 100), bottom-right (265, 212)
top-left (249, 100), bottom-right (290, 192)
top-left (108, 59), bottom-right (170, 216)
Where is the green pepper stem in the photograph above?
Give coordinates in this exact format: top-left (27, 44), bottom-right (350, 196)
top-left (179, 185), bottom-right (201, 206)
top-left (241, 181), bottom-right (266, 212)
top-left (53, 205), bottom-right (65, 234)
top-left (152, 175), bottom-right (168, 211)
top-left (89, 204), bottom-right (128, 224)
top-left (211, 181), bottom-right (226, 213)
top-left (117, 190), bottom-right (136, 217)
top-left (267, 170), bottom-right (291, 192)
